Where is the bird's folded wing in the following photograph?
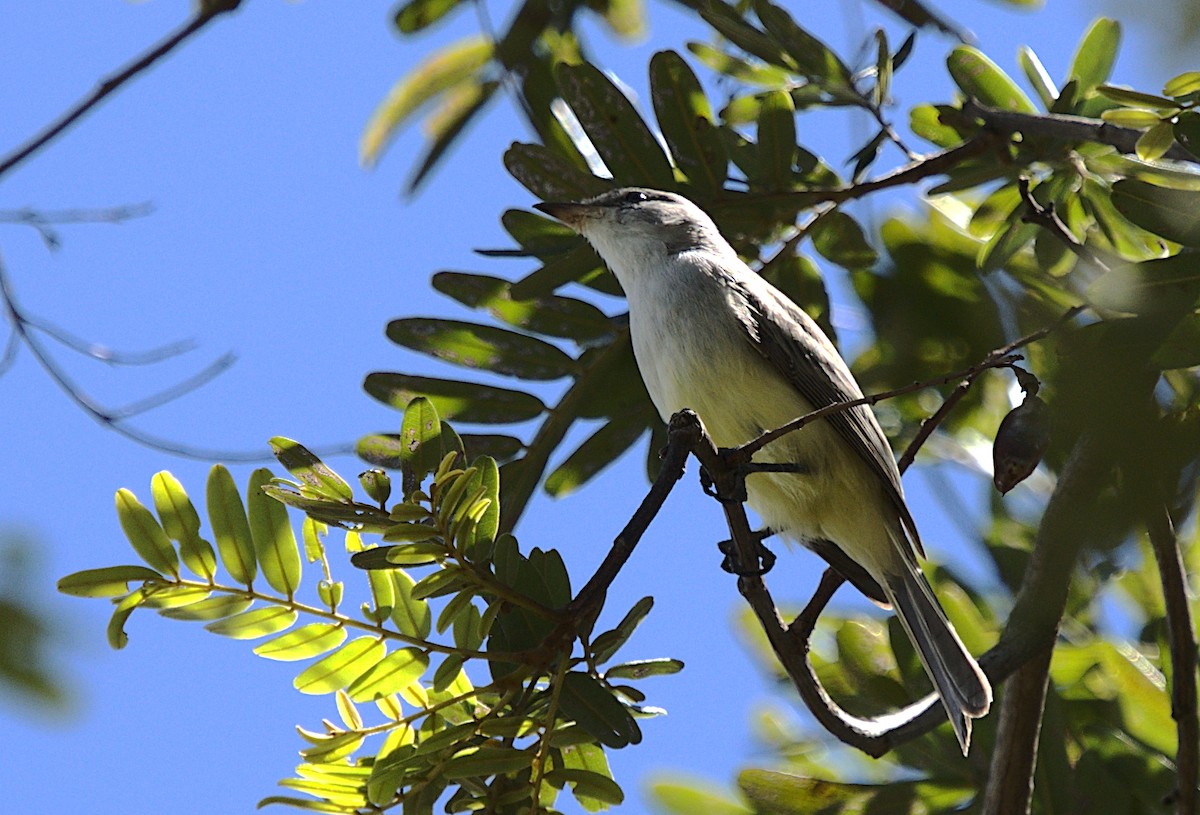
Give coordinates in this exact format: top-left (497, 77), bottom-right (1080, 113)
top-left (732, 276), bottom-right (924, 562)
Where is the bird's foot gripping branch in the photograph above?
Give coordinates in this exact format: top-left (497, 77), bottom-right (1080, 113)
top-left (57, 396), bottom-right (683, 815)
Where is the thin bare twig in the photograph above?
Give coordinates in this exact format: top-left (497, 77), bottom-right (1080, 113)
top-left (1016, 176), bottom-right (1113, 275)
top-left (0, 7), bottom-right (239, 180)
top-left (1147, 507), bottom-right (1199, 815)
top-left (964, 98), bottom-right (1198, 165)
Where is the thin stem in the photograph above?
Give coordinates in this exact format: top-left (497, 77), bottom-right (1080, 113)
top-left (1146, 507), bottom-right (1199, 815)
top-left (0, 9), bottom-right (237, 179)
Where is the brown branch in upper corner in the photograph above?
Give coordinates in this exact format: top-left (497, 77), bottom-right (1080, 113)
top-left (964, 98), bottom-right (1199, 165)
top-left (1146, 507), bottom-right (1199, 815)
top-left (0, 3), bottom-right (241, 180)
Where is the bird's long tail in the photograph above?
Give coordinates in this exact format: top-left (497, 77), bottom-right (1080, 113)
top-left (881, 565), bottom-right (992, 754)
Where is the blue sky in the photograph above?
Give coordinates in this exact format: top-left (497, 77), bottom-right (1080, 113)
top-left (0, 1), bottom-right (1185, 813)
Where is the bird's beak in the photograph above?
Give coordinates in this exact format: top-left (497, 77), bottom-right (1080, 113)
top-left (533, 201), bottom-right (600, 231)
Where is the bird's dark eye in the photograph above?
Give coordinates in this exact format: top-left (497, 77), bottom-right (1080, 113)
top-left (622, 190), bottom-right (649, 204)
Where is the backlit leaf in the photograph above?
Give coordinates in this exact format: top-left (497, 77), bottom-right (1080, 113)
top-left (364, 373), bottom-right (546, 424)
top-left (116, 488), bottom-right (178, 577)
top-left (269, 438), bottom-right (353, 502)
top-left (348, 647), bottom-right (430, 702)
top-left (248, 468), bottom-right (302, 596)
top-left (205, 606), bottom-right (298, 639)
top-left (295, 637), bottom-right (387, 695)
top-left (254, 623), bottom-right (347, 661)
top-left (544, 413), bottom-right (648, 497)
top-left (557, 671), bottom-right (641, 748)
top-left (431, 271), bottom-right (614, 343)
top-left (57, 565), bottom-right (163, 598)
top-left (393, 0), bottom-right (462, 33)
top-left (650, 50), bottom-right (727, 194)
top-left (947, 46), bottom-right (1037, 113)
top-left (1111, 179), bottom-right (1200, 246)
top-left (1067, 18), bottom-right (1120, 97)
top-left (207, 465), bottom-right (257, 585)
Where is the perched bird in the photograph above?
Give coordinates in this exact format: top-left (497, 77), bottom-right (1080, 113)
top-left (536, 188), bottom-right (991, 753)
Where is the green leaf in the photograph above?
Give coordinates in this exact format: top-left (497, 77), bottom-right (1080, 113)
top-left (753, 89), bottom-right (795, 190)
top-left (57, 565), bottom-right (163, 598)
top-left (649, 50), bottom-right (727, 194)
top-left (106, 591), bottom-right (144, 649)
top-left (431, 271), bottom-right (613, 343)
top-left (810, 211), bottom-right (878, 269)
top-left (595, 0), bottom-right (644, 39)
top-left (649, 775), bottom-right (752, 815)
top-left (206, 465), bottom-right (256, 585)
top-left (158, 593), bottom-right (252, 621)
top-left (254, 622), bottom-right (347, 661)
top-left (268, 438), bottom-right (354, 502)
top-left (205, 606), bottom-right (297, 639)
top-left (1174, 111), bottom-right (1200, 159)
top-left (347, 647), bottom-right (430, 701)
top-left (1067, 18), bottom-right (1120, 97)
top-left (295, 637), bottom-right (387, 695)
top-left (591, 598), bottom-right (653, 665)
top-left (1111, 179), bottom-right (1200, 246)
top-left (1100, 108), bottom-right (1164, 128)
top-left (393, 0), bottom-right (462, 33)
top-left (699, 4), bottom-right (791, 70)
top-left (247, 468), bottom-right (302, 596)
top-left (359, 36), bottom-right (492, 167)
top-left (398, 396), bottom-right (444, 491)
top-left (1152, 312), bottom-right (1200, 369)
top-left (1164, 70), bottom-right (1200, 98)
top-left (503, 142), bottom-right (610, 202)
top-left (387, 318), bottom-right (577, 380)
top-left (544, 413), bottom-right (648, 498)
top-left (364, 373), bottom-right (546, 424)
top-left (605, 658), bottom-right (684, 679)
top-left (1097, 85), bottom-right (1177, 109)
top-left (544, 769), bottom-right (625, 807)
top-left (257, 795), bottom-right (349, 813)
top-left (1135, 121), bottom-right (1176, 161)
top-left (753, 0), bottom-right (852, 87)
top-left (390, 569), bottom-right (432, 638)
top-left (687, 42), bottom-right (791, 88)
top-left (977, 216), bottom-right (1038, 273)
top-left (557, 672), bottom-right (641, 748)
top-left (468, 455), bottom-right (500, 556)
top-left (909, 104), bottom-right (963, 148)
top-left (1086, 254), bottom-right (1200, 314)
top-left (1018, 46), bottom-right (1057, 109)
top-left (442, 746), bottom-right (535, 779)
top-left (115, 488), bottom-right (179, 577)
top-left (150, 471), bottom-right (215, 580)
top-left (509, 242), bottom-right (607, 300)
top-left (947, 46), bottom-right (1037, 113)
top-left (556, 62), bottom-right (676, 188)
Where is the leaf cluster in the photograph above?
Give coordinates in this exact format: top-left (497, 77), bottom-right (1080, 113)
top-left (60, 398), bottom-right (685, 814)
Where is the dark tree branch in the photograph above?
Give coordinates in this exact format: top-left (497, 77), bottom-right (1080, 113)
top-left (964, 98), bottom-right (1199, 165)
top-left (1016, 176), bottom-right (1114, 275)
top-left (1147, 507), bottom-right (1199, 815)
top-left (0, 7), bottom-right (239, 180)
top-left (567, 411), bottom-right (697, 616)
top-left (981, 649), bottom-right (1052, 815)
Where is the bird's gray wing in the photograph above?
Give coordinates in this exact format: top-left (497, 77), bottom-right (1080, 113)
top-left (730, 275), bottom-right (924, 561)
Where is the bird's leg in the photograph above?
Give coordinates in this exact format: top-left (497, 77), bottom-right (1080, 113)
top-left (718, 527), bottom-right (777, 576)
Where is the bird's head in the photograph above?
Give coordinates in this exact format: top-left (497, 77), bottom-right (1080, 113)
top-left (535, 188), bottom-right (733, 277)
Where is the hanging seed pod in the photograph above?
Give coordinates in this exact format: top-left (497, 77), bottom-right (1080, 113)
top-left (993, 394), bottom-right (1051, 494)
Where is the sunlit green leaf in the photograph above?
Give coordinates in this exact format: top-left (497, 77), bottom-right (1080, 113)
top-left (442, 745), bottom-right (534, 779)
top-left (205, 605), bottom-right (297, 639)
top-left (360, 36), bottom-right (492, 166)
top-left (1164, 70), bottom-right (1200, 98)
top-left (1135, 121), bottom-right (1177, 161)
top-left (390, 569), bottom-right (433, 638)
top-left (207, 465), bottom-right (256, 586)
top-left (947, 46), bottom-right (1037, 113)
top-left (294, 637), bottom-right (387, 695)
top-left (605, 658), bottom-right (684, 679)
top-left (247, 468), bottom-right (302, 596)
top-left (57, 565), bottom-right (163, 598)
top-left (254, 623), bottom-right (347, 661)
top-left (159, 593), bottom-right (252, 621)
top-left (268, 438), bottom-right (353, 502)
top-left (116, 488), bottom-right (179, 577)
top-left (1018, 46), bottom-right (1057, 109)
top-left (1067, 18), bottom-right (1120, 97)
top-left (393, 0), bottom-right (462, 33)
top-left (348, 647), bottom-right (430, 702)
top-left (150, 471), bottom-right (215, 580)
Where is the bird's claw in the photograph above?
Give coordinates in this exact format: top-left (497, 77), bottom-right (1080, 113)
top-left (718, 530), bottom-right (777, 577)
